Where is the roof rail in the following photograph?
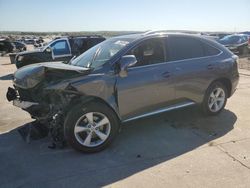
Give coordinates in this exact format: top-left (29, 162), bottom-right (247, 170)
top-left (144, 30), bottom-right (202, 35)
top-left (68, 35), bottom-right (104, 38)
top-left (143, 30), bottom-right (169, 35)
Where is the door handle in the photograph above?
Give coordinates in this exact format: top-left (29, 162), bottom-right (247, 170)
top-left (162, 71), bottom-right (170, 78)
top-left (207, 64), bottom-right (214, 70)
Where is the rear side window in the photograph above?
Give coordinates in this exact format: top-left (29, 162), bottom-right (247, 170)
top-left (203, 42), bottom-right (221, 56)
top-left (167, 36), bottom-right (205, 61)
top-left (89, 38), bottom-right (105, 46)
top-left (71, 38), bottom-right (88, 55)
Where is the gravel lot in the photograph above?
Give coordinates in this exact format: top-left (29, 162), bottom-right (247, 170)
top-left (0, 55), bottom-right (250, 188)
top-left (239, 56), bottom-right (250, 70)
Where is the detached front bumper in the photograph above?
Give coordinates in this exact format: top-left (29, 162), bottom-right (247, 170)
top-left (6, 87), bottom-right (50, 119)
top-left (13, 100), bottom-right (38, 109)
top-left (6, 87), bottom-right (63, 146)
top-left (6, 87), bottom-right (37, 109)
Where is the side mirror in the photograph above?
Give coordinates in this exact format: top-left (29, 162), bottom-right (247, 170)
top-left (45, 46), bottom-right (55, 60)
top-left (45, 47), bottom-right (52, 53)
top-left (119, 55), bottom-right (137, 77)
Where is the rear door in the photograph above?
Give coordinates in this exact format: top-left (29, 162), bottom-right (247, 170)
top-left (116, 37), bottom-right (176, 120)
top-left (166, 36), bottom-right (221, 103)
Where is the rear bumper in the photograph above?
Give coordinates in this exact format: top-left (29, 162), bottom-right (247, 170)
top-left (229, 75), bottom-right (239, 97)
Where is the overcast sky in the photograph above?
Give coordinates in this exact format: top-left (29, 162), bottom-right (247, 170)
top-left (0, 0), bottom-right (249, 32)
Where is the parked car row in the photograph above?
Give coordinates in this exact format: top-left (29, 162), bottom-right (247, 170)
top-left (15, 35), bottom-right (106, 68)
top-left (0, 39), bottom-right (27, 54)
top-left (217, 34), bottom-right (250, 55)
top-left (17, 37), bottom-right (45, 46)
top-left (6, 31), bottom-right (239, 153)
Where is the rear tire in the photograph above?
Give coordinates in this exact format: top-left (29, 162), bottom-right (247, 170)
top-left (64, 102), bottom-right (119, 153)
top-left (202, 82), bottom-right (228, 116)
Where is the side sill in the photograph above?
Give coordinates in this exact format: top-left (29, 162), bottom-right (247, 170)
top-left (122, 101), bottom-right (195, 123)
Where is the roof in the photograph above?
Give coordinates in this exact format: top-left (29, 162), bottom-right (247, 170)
top-left (113, 30), bottom-right (210, 40)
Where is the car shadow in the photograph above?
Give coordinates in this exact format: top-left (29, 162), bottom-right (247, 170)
top-left (0, 73), bottom-right (13, 80)
top-left (0, 107), bottom-right (236, 188)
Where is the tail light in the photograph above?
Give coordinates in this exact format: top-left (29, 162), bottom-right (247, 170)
top-left (248, 37), bottom-right (250, 45)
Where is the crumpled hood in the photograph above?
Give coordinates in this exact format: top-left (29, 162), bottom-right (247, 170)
top-left (36, 62), bottom-right (90, 72)
top-left (14, 62), bottom-right (90, 89)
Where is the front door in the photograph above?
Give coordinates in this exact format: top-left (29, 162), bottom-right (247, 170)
top-left (50, 39), bottom-right (72, 61)
top-left (116, 38), bottom-right (176, 120)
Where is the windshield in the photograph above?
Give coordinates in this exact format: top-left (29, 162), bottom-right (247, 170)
top-left (219, 35), bottom-right (241, 44)
top-left (41, 39), bottom-right (59, 51)
top-left (70, 37), bottom-right (134, 68)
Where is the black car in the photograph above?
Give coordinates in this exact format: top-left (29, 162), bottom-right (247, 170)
top-left (7, 32), bottom-right (239, 153)
top-left (24, 39), bottom-right (36, 45)
top-left (13, 41), bottom-right (27, 52)
top-left (218, 34), bottom-right (250, 55)
top-left (0, 39), bottom-right (15, 53)
top-left (15, 35), bottom-right (106, 68)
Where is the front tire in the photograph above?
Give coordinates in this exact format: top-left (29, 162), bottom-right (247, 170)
top-left (202, 82), bottom-right (228, 116)
top-left (64, 102), bottom-right (119, 153)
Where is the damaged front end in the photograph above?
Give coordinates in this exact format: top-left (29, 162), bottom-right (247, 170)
top-left (6, 62), bottom-right (91, 148)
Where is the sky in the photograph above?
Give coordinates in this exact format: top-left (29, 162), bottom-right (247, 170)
top-left (0, 0), bottom-right (249, 32)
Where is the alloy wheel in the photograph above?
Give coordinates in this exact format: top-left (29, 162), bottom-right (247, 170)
top-left (208, 87), bottom-right (226, 112)
top-left (74, 112), bottom-right (111, 147)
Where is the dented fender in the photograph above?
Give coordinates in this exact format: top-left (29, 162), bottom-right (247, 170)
top-left (43, 72), bottom-right (121, 120)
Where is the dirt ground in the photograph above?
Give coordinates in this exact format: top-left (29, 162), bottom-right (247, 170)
top-left (238, 56), bottom-right (250, 70)
top-left (0, 55), bottom-right (250, 188)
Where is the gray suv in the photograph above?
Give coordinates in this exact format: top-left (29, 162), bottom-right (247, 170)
top-left (6, 32), bottom-right (239, 153)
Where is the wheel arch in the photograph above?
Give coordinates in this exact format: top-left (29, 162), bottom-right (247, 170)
top-left (209, 77), bottom-right (232, 98)
top-left (65, 95), bottom-right (122, 123)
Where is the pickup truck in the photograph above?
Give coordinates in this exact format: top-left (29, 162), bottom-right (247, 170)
top-left (15, 35), bottom-right (105, 68)
top-left (0, 39), bottom-right (15, 53)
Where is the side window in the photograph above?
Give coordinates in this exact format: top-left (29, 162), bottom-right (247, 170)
top-left (71, 39), bottom-right (87, 55)
top-left (167, 36), bottom-right (205, 61)
top-left (127, 38), bottom-right (165, 67)
top-left (51, 40), bottom-right (70, 56)
top-left (86, 38), bottom-right (105, 50)
top-left (203, 43), bottom-right (221, 56)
